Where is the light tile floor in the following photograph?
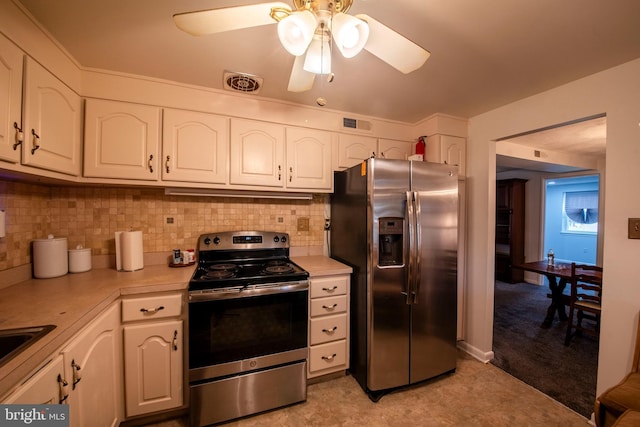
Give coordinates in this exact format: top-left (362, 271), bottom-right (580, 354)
top-left (146, 351), bottom-right (591, 427)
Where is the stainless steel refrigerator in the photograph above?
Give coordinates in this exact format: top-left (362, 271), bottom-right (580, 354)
top-left (331, 158), bottom-right (458, 401)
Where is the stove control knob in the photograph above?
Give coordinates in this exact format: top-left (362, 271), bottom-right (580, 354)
top-left (280, 236), bottom-right (287, 243)
top-left (213, 236), bottom-right (221, 245)
top-left (273, 236), bottom-right (280, 243)
top-left (203, 237), bottom-right (212, 245)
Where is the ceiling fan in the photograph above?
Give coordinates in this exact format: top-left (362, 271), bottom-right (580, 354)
top-left (173, 0), bottom-right (430, 93)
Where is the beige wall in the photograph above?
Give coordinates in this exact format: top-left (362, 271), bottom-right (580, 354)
top-left (0, 180), bottom-right (327, 272)
top-left (464, 58), bottom-right (640, 398)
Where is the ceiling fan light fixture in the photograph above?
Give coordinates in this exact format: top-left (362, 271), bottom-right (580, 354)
top-left (331, 13), bottom-right (369, 58)
top-left (303, 34), bottom-right (331, 74)
top-left (277, 10), bottom-right (317, 56)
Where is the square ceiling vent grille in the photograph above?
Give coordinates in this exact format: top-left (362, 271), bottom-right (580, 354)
top-left (223, 71), bottom-right (263, 94)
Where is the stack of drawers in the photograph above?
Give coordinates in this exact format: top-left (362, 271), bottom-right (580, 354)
top-left (308, 275), bottom-right (350, 378)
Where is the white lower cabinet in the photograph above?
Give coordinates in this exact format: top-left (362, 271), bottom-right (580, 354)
top-left (2, 355), bottom-right (67, 405)
top-left (121, 292), bottom-right (184, 418)
top-left (62, 302), bottom-right (122, 427)
top-left (307, 275), bottom-right (350, 379)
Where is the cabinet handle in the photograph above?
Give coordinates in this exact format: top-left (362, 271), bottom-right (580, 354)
top-left (322, 286), bottom-right (338, 293)
top-left (172, 330), bottom-right (178, 351)
top-left (278, 165), bottom-right (281, 181)
top-left (31, 129), bottom-right (40, 154)
top-left (321, 353), bottom-right (337, 361)
top-left (322, 303), bottom-right (338, 311)
top-left (322, 326), bottom-right (338, 334)
top-left (148, 154), bottom-right (154, 173)
top-left (13, 122), bottom-right (23, 150)
top-left (140, 305), bottom-right (164, 314)
top-left (165, 155), bottom-right (170, 173)
top-left (57, 374), bottom-right (69, 404)
top-left (71, 359), bottom-right (82, 389)
top-left (289, 166), bottom-right (293, 182)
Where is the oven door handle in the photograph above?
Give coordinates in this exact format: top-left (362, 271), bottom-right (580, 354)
top-left (189, 281), bottom-right (309, 302)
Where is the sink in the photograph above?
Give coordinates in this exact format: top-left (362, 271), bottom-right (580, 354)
top-left (0, 325), bottom-right (56, 366)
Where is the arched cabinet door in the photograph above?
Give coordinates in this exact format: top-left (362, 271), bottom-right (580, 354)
top-left (22, 58), bottom-right (81, 176)
top-left (84, 98), bottom-right (160, 181)
top-left (286, 127), bottom-right (332, 191)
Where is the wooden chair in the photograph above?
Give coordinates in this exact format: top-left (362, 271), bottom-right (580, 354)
top-left (595, 315), bottom-right (640, 427)
top-left (564, 263), bottom-right (603, 346)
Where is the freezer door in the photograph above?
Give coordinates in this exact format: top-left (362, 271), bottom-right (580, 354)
top-left (367, 159), bottom-right (411, 391)
top-left (409, 162), bottom-right (458, 383)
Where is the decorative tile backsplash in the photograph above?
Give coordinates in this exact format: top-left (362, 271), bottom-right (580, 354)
top-left (0, 180), bottom-right (328, 272)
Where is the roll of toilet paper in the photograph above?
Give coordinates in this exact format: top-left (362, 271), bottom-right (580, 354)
top-left (119, 230), bottom-right (144, 271)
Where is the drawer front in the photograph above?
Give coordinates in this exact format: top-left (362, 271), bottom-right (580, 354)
top-left (309, 340), bottom-right (347, 374)
top-left (310, 295), bottom-right (347, 317)
top-left (122, 293), bottom-right (182, 322)
top-left (309, 276), bottom-right (348, 299)
top-left (310, 313), bottom-right (347, 345)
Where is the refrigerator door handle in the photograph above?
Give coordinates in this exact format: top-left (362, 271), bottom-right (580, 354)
top-left (412, 191), bottom-right (422, 304)
top-left (406, 191), bottom-right (415, 305)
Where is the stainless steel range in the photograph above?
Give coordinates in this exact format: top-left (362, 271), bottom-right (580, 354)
top-left (188, 231), bottom-right (309, 427)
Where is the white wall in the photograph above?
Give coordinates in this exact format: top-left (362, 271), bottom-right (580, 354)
top-left (465, 58), bottom-right (640, 395)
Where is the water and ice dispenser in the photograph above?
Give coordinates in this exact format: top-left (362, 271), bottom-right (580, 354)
top-left (378, 218), bottom-right (404, 266)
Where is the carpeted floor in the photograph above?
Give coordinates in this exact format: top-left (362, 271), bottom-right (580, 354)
top-left (492, 280), bottom-right (598, 418)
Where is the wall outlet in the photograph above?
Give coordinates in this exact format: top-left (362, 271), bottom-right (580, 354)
top-left (297, 217), bottom-right (310, 232)
top-left (629, 218), bottom-right (640, 239)
top-left (324, 218), bottom-right (330, 230)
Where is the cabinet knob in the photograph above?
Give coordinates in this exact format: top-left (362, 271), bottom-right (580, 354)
top-left (321, 353), bottom-right (337, 361)
top-left (172, 330), bottom-right (178, 351)
top-left (322, 303), bottom-right (338, 311)
top-left (322, 326), bottom-right (338, 334)
top-left (165, 155), bottom-right (170, 173)
top-left (31, 129), bottom-right (40, 155)
top-left (12, 122), bottom-right (23, 150)
top-left (148, 154), bottom-right (154, 173)
top-left (322, 286), bottom-right (338, 293)
top-left (140, 305), bottom-right (164, 314)
top-left (278, 165), bottom-right (282, 181)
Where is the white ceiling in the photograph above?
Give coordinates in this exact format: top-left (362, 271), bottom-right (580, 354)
top-left (15, 0), bottom-right (640, 123)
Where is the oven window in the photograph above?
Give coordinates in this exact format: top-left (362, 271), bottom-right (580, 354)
top-left (189, 290), bottom-right (308, 369)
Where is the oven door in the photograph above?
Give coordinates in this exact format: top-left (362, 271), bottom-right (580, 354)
top-left (189, 281), bottom-right (308, 380)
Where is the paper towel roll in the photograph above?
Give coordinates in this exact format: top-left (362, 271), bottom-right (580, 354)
top-left (120, 230), bottom-right (144, 271)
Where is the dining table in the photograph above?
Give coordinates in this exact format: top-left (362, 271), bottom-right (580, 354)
top-left (514, 260), bottom-right (576, 328)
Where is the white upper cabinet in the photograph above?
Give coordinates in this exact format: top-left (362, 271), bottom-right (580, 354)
top-left (378, 139), bottom-right (412, 160)
top-left (425, 134), bottom-right (466, 177)
top-left (22, 58), bottom-right (82, 176)
top-left (0, 34), bottom-right (23, 164)
top-left (337, 134), bottom-right (377, 169)
top-left (84, 98), bottom-right (161, 181)
top-left (162, 109), bottom-right (229, 184)
top-left (229, 118), bottom-right (285, 188)
top-left (285, 127), bottom-right (332, 191)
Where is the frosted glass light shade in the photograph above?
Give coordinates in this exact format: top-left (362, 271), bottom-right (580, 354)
top-left (332, 13), bottom-right (369, 58)
top-left (303, 36), bottom-right (331, 74)
top-left (277, 10), bottom-right (317, 56)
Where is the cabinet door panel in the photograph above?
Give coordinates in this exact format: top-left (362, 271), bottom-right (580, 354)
top-left (22, 58), bottom-right (81, 175)
top-left (162, 109), bottom-right (228, 184)
top-left (62, 303), bottom-right (121, 427)
top-left (0, 34), bottom-right (23, 164)
top-left (337, 134), bottom-right (376, 169)
top-left (124, 320), bottom-right (183, 417)
top-left (286, 127), bottom-right (332, 190)
top-left (84, 99), bottom-right (160, 180)
top-left (378, 139), bottom-right (411, 160)
top-left (230, 119), bottom-right (284, 187)
top-left (3, 355), bottom-right (66, 405)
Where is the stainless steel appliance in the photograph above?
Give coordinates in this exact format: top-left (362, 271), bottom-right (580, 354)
top-left (188, 231), bottom-right (309, 426)
top-left (331, 158), bottom-right (458, 401)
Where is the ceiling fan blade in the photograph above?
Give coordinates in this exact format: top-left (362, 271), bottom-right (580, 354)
top-left (356, 14), bottom-right (430, 74)
top-left (173, 2), bottom-right (291, 36)
top-left (288, 55), bottom-right (315, 92)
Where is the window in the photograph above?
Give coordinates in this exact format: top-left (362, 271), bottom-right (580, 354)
top-left (562, 190), bottom-right (598, 234)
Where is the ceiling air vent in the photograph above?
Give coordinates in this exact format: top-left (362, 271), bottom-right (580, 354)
top-left (343, 117), bottom-right (372, 132)
top-left (223, 71), bottom-right (263, 94)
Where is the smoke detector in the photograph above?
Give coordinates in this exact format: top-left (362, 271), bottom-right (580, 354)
top-left (223, 71), bottom-right (263, 94)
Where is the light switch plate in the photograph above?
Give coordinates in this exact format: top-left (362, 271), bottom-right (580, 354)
top-left (629, 218), bottom-right (640, 239)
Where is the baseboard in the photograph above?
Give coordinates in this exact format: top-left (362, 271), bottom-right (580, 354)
top-left (457, 341), bottom-right (494, 363)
